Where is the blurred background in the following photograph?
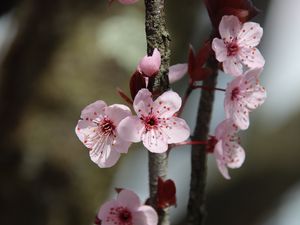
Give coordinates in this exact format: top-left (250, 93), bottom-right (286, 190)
top-left (0, 0), bottom-right (300, 225)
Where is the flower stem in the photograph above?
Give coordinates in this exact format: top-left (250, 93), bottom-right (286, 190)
top-left (144, 0), bottom-right (170, 224)
top-left (187, 56), bottom-right (218, 225)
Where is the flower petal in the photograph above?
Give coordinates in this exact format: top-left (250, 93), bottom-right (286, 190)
top-left (112, 136), bottom-right (131, 154)
top-left (117, 116), bottom-right (144, 143)
top-left (223, 57), bottom-right (243, 76)
top-left (214, 140), bottom-right (231, 179)
top-left (224, 141), bottom-right (245, 169)
top-left (89, 143), bottom-right (121, 168)
top-left (212, 38), bottom-right (227, 62)
top-left (239, 47), bottom-right (265, 69)
top-left (105, 104), bottom-right (132, 125)
top-left (168, 63), bottom-right (188, 83)
top-left (142, 129), bottom-right (168, 153)
top-left (232, 108), bottom-right (250, 130)
top-left (80, 100), bottom-right (106, 120)
top-left (133, 205), bottom-right (158, 225)
top-left (98, 199), bottom-right (119, 221)
top-left (153, 90), bottom-right (181, 118)
top-left (238, 21), bottom-right (263, 47)
top-left (133, 89), bottom-right (153, 117)
top-left (138, 48), bottom-right (161, 77)
top-left (75, 120), bottom-right (98, 149)
top-left (161, 117), bottom-right (190, 144)
top-left (117, 189), bottom-right (141, 210)
top-left (219, 15), bottom-right (242, 42)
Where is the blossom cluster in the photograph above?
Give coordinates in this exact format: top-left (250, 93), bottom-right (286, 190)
top-left (211, 15), bottom-right (266, 179)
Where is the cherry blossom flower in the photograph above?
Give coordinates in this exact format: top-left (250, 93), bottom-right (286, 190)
top-left (117, 89), bottom-right (190, 153)
top-left (168, 63), bottom-right (188, 83)
top-left (224, 67), bottom-right (266, 130)
top-left (138, 48), bottom-right (161, 77)
top-left (98, 189), bottom-right (158, 225)
top-left (118, 0), bottom-right (139, 5)
top-left (75, 101), bottom-right (132, 168)
top-left (212, 15), bottom-right (265, 76)
top-left (214, 119), bottom-right (245, 179)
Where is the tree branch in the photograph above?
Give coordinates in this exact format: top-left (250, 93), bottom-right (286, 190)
top-left (187, 57), bottom-right (218, 225)
top-left (144, 0), bottom-right (170, 224)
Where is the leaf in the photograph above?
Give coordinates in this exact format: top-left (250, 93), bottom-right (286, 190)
top-left (157, 177), bottom-right (176, 209)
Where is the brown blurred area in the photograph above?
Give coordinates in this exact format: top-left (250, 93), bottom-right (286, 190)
top-left (0, 0), bottom-right (300, 225)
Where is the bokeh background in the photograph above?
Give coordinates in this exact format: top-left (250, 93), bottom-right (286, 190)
top-left (0, 0), bottom-right (300, 225)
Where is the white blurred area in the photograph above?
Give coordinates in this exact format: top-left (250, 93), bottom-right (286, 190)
top-left (260, 0), bottom-right (300, 130)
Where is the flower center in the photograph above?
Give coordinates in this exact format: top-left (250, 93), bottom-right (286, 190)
top-left (231, 87), bottom-right (240, 101)
top-left (118, 209), bottom-right (132, 223)
top-left (99, 118), bottom-right (115, 136)
top-left (143, 115), bottom-right (159, 131)
top-left (226, 41), bottom-right (239, 56)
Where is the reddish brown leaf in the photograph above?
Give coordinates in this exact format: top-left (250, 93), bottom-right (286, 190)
top-left (129, 71), bottom-right (146, 99)
top-left (116, 88), bottom-right (133, 105)
top-left (157, 177), bottom-right (176, 209)
top-left (94, 216), bottom-right (101, 225)
top-left (204, 0), bottom-right (260, 30)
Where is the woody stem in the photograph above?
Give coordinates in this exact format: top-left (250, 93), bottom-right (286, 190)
top-left (144, 0), bottom-right (171, 225)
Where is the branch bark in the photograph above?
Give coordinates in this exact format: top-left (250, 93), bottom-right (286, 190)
top-left (187, 57), bottom-right (218, 225)
top-left (144, 0), bottom-right (170, 224)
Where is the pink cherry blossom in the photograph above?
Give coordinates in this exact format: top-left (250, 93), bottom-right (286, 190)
top-left (212, 15), bottom-right (265, 76)
top-left (224, 67), bottom-right (266, 130)
top-left (118, 0), bottom-right (139, 4)
top-left (98, 189), bottom-right (158, 225)
top-left (214, 119), bottom-right (245, 179)
top-left (138, 48), bottom-right (161, 77)
top-left (168, 63), bottom-right (188, 83)
top-left (117, 89), bottom-right (190, 153)
top-left (75, 101), bottom-right (132, 168)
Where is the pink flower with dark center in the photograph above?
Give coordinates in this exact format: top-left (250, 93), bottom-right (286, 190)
top-left (75, 101), bottom-right (132, 168)
top-left (214, 119), bottom-right (245, 179)
top-left (224, 68), bottom-right (266, 130)
top-left (137, 48), bottom-right (161, 77)
top-left (212, 15), bottom-right (265, 76)
top-left (117, 89), bottom-right (190, 153)
top-left (98, 189), bottom-right (158, 225)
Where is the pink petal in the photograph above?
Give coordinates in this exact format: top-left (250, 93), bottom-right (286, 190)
top-left (133, 88), bottom-right (153, 117)
top-left (224, 142), bottom-right (245, 169)
top-left (142, 129), bottom-right (168, 153)
top-left (215, 119), bottom-right (239, 140)
top-left (238, 22), bottom-right (263, 47)
top-left (75, 120), bottom-right (98, 149)
top-left (112, 136), bottom-right (131, 154)
top-left (117, 116), bottom-right (144, 143)
top-left (153, 90), bottom-right (181, 118)
top-left (133, 206), bottom-right (158, 225)
top-left (89, 143), bottom-right (121, 168)
top-left (138, 48), bottom-right (161, 77)
top-left (104, 104), bottom-right (132, 125)
top-left (232, 108), bottom-right (250, 130)
top-left (219, 15), bottom-right (242, 42)
top-left (117, 189), bottom-right (141, 210)
top-left (168, 63), bottom-right (188, 83)
top-left (223, 57), bottom-right (243, 76)
top-left (239, 47), bottom-right (265, 69)
top-left (98, 199), bottom-right (119, 221)
top-left (118, 0), bottom-right (139, 4)
top-left (212, 38), bottom-right (227, 62)
top-left (80, 100), bottom-right (106, 120)
top-left (214, 141), bottom-right (231, 179)
top-left (161, 117), bottom-right (190, 144)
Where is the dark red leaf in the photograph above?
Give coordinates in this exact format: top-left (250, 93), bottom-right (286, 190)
top-left (129, 71), bottom-right (146, 99)
top-left (204, 0), bottom-right (260, 30)
top-left (188, 43), bottom-right (213, 82)
top-left (206, 136), bottom-right (218, 153)
top-left (115, 187), bottom-right (123, 193)
top-left (157, 177), bottom-right (176, 209)
top-left (94, 216), bottom-right (101, 225)
top-left (116, 88), bottom-right (133, 105)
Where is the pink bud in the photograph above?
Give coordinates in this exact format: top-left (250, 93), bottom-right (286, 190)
top-left (137, 48), bottom-right (161, 77)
